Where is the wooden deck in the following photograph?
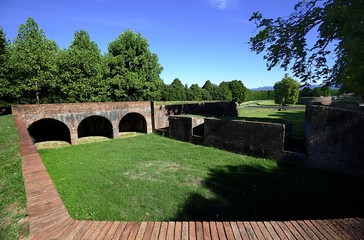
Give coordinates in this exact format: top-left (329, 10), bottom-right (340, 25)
top-left (14, 116), bottom-right (364, 239)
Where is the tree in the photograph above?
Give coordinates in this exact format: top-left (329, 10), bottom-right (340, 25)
top-left (274, 75), bottom-right (300, 105)
top-left (202, 80), bottom-right (219, 100)
top-left (7, 17), bottom-right (58, 104)
top-left (216, 82), bottom-right (232, 101)
top-left (165, 78), bottom-right (186, 101)
top-left (249, 0), bottom-right (364, 94)
top-left (106, 29), bottom-right (163, 101)
top-left (0, 27), bottom-right (11, 105)
top-left (228, 80), bottom-right (247, 104)
top-left (57, 30), bottom-right (107, 102)
top-left (189, 84), bottom-right (202, 101)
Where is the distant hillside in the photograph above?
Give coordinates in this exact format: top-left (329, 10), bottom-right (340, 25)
top-left (250, 86), bottom-right (274, 91)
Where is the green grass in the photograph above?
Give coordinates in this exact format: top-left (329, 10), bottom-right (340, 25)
top-left (40, 134), bottom-right (364, 221)
top-left (0, 115), bottom-right (29, 239)
top-left (237, 104), bottom-right (305, 139)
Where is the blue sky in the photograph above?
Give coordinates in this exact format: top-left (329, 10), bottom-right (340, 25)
top-left (0, 0), bottom-right (299, 88)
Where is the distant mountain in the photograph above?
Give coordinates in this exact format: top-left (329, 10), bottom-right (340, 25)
top-left (250, 86), bottom-right (274, 91)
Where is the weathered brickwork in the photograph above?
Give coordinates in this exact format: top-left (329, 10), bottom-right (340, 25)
top-left (204, 118), bottom-right (289, 160)
top-left (153, 101), bottom-right (237, 129)
top-left (12, 101), bottom-right (152, 144)
top-left (304, 105), bottom-right (364, 176)
top-left (298, 96), bottom-right (332, 106)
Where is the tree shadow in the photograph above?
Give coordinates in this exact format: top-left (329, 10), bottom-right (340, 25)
top-left (173, 164), bottom-right (364, 221)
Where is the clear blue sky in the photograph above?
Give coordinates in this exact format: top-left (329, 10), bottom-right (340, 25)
top-left (0, 0), bottom-right (299, 89)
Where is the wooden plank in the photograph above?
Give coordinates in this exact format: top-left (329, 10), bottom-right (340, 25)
top-left (243, 221), bottom-right (258, 240)
top-left (236, 221), bottom-right (250, 240)
top-left (223, 222), bottom-right (236, 240)
top-left (158, 222), bottom-right (168, 240)
top-left (150, 222), bottom-right (161, 240)
top-left (270, 221), bottom-right (288, 240)
top-left (79, 221), bottom-right (100, 240)
top-left (262, 222), bottom-right (280, 239)
top-left (196, 221), bottom-right (204, 240)
top-left (65, 220), bottom-right (88, 240)
top-left (89, 221), bottom-right (107, 240)
top-left (72, 221), bottom-right (94, 239)
top-left (96, 221), bottom-right (114, 240)
top-left (181, 222), bottom-right (189, 240)
top-left (216, 222), bottom-right (227, 240)
top-left (290, 221), bottom-right (312, 240)
top-left (250, 222), bottom-right (265, 240)
top-left (333, 218), bottom-right (360, 239)
top-left (175, 221), bottom-right (182, 240)
top-left (209, 222), bottom-right (220, 240)
top-left (303, 220), bottom-right (327, 240)
top-left (166, 221), bottom-right (176, 239)
top-left (284, 221), bottom-right (303, 239)
top-left (128, 222), bottom-right (142, 240)
top-left (189, 222), bottom-right (196, 240)
top-left (230, 222), bottom-right (242, 240)
top-left (256, 221), bottom-right (273, 239)
top-left (276, 221), bottom-right (296, 239)
top-left (113, 222), bottom-right (128, 239)
top-left (57, 220), bottom-right (82, 239)
top-left (135, 222), bottom-right (148, 240)
top-left (202, 221), bottom-right (211, 240)
top-left (104, 221), bottom-right (122, 240)
top-left (296, 220), bottom-right (320, 240)
top-left (316, 219), bottom-right (341, 239)
top-left (120, 221), bottom-right (134, 240)
top-left (142, 222), bottom-right (155, 240)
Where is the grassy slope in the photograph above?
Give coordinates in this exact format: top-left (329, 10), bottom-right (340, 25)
top-left (0, 115), bottom-right (28, 239)
top-left (40, 134), bottom-right (364, 222)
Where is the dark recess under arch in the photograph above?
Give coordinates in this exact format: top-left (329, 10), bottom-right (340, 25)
top-left (119, 113), bottom-right (147, 133)
top-left (78, 116), bottom-right (113, 139)
top-left (28, 118), bottom-right (71, 144)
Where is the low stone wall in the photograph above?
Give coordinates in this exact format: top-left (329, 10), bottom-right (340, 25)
top-left (304, 105), bottom-right (364, 176)
top-left (153, 101), bottom-right (237, 129)
top-left (169, 116), bottom-right (204, 142)
top-left (298, 97), bottom-right (332, 106)
top-left (204, 118), bottom-right (289, 160)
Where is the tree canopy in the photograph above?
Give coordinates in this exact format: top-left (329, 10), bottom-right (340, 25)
top-left (249, 0), bottom-right (364, 94)
top-left (274, 75), bottom-right (300, 105)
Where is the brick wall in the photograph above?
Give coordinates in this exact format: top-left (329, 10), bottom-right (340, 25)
top-left (204, 118), bottom-right (289, 160)
top-left (304, 105), bottom-right (364, 176)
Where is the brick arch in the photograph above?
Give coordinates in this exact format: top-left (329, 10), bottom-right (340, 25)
top-left (28, 118), bottom-right (71, 144)
top-left (119, 112), bottom-right (147, 133)
top-left (77, 115), bottom-right (113, 139)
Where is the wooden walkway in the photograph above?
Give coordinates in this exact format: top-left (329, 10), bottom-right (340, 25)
top-left (14, 116), bottom-right (364, 239)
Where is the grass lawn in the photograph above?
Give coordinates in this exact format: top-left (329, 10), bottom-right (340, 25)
top-left (40, 134), bottom-right (364, 222)
top-left (0, 115), bottom-right (28, 239)
top-left (237, 101), bottom-right (305, 139)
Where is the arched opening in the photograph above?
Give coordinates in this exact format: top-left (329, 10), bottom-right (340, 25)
top-left (28, 118), bottom-right (71, 144)
top-left (77, 116), bottom-right (113, 139)
top-left (119, 113), bottom-right (147, 133)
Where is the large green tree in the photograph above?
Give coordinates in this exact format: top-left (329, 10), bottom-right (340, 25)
top-left (106, 29), bottom-right (163, 101)
top-left (7, 17), bottom-right (58, 104)
top-left (249, 0), bottom-right (364, 94)
top-left (228, 80), bottom-right (247, 104)
top-left (274, 75), bottom-right (301, 105)
top-left (57, 30), bottom-right (107, 102)
top-left (0, 27), bottom-right (11, 105)
top-left (216, 82), bottom-right (233, 101)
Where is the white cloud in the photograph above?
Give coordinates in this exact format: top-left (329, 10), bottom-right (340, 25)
top-left (205, 0), bottom-right (239, 10)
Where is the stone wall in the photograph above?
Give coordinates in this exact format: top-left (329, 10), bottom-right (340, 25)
top-left (204, 118), bottom-right (289, 160)
top-left (153, 101), bottom-right (237, 129)
top-left (169, 116), bottom-right (204, 143)
top-left (298, 97), bottom-right (332, 106)
top-left (304, 105), bottom-right (364, 176)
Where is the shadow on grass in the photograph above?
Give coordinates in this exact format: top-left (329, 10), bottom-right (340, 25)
top-left (174, 164), bottom-right (364, 221)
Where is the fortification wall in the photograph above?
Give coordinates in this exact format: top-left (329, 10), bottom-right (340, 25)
top-left (153, 101), bottom-right (237, 129)
top-left (304, 105), bottom-right (364, 176)
top-left (298, 97), bottom-right (332, 106)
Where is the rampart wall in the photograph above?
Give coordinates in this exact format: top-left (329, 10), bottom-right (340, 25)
top-left (304, 105), bottom-right (364, 176)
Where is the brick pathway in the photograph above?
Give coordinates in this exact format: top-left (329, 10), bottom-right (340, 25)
top-left (14, 116), bottom-right (364, 239)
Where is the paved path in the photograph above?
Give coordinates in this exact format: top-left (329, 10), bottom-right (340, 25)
top-left (14, 116), bottom-right (364, 239)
